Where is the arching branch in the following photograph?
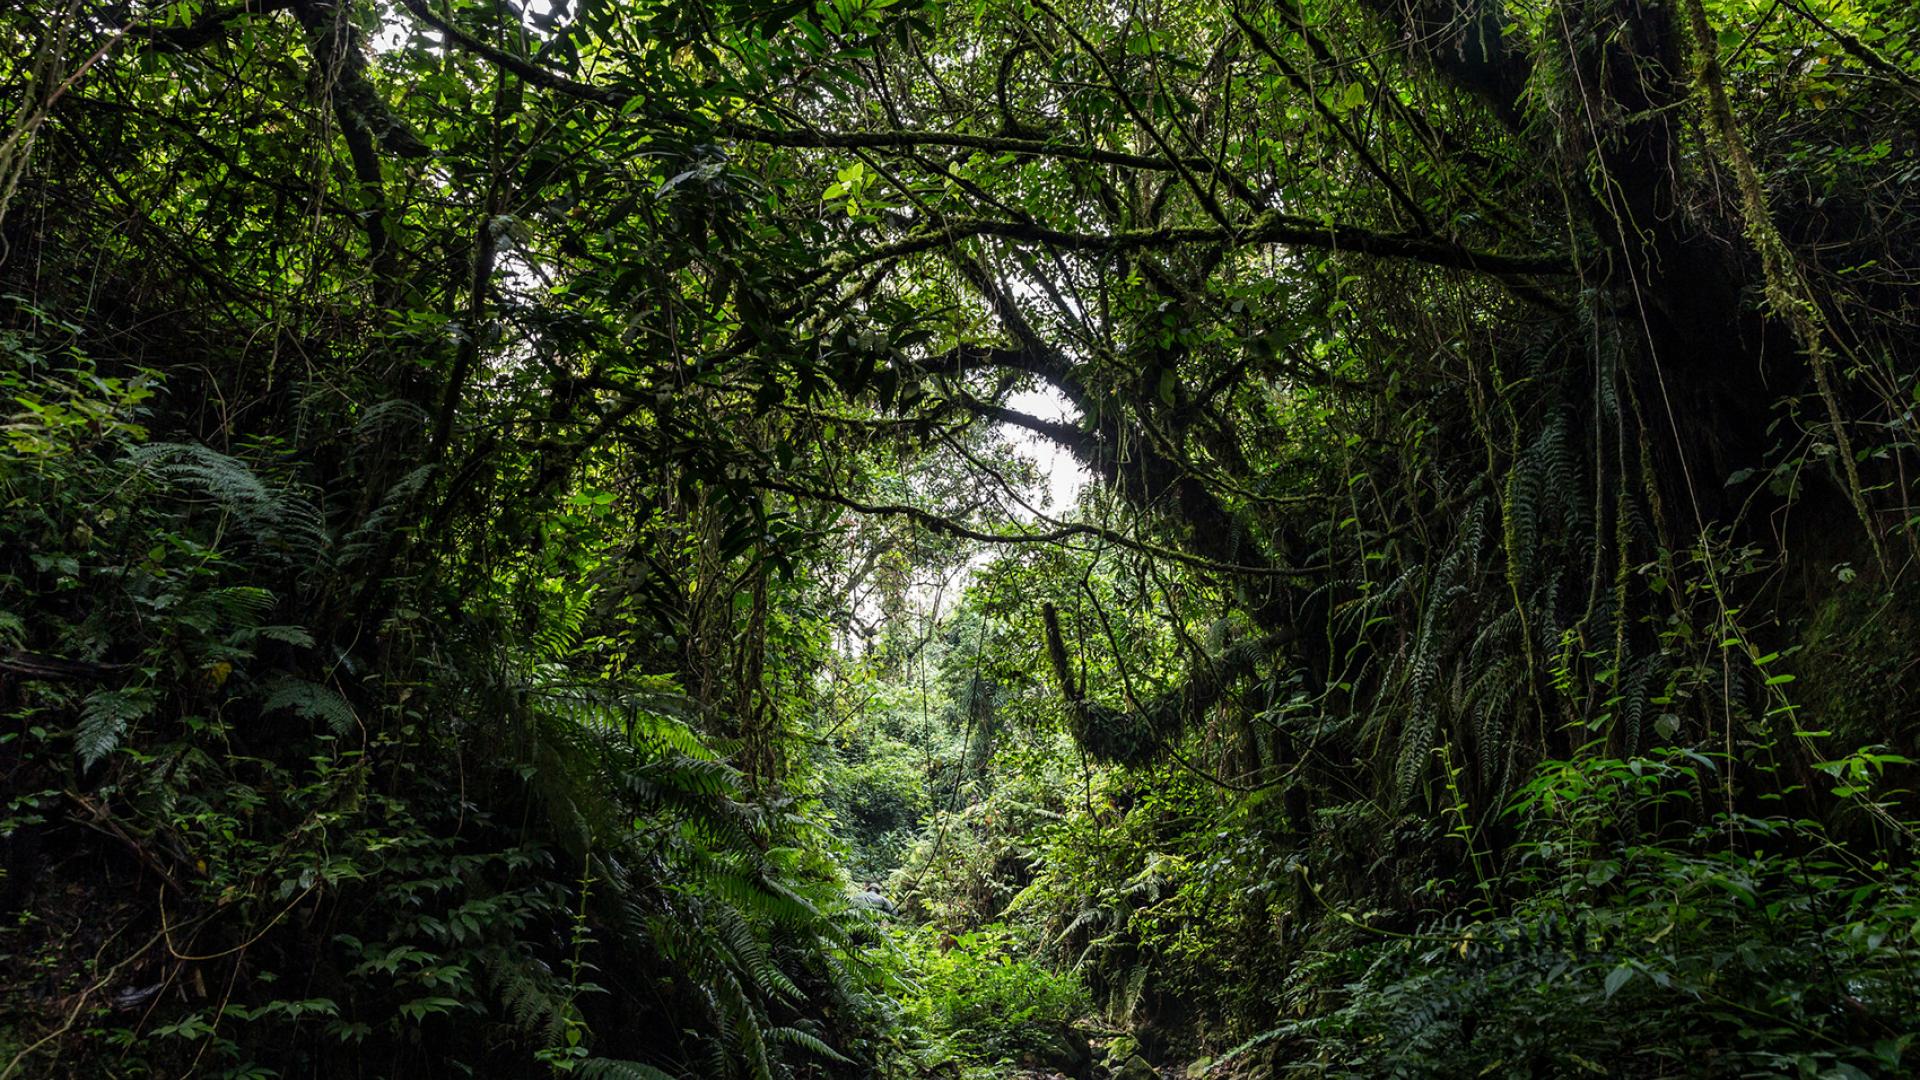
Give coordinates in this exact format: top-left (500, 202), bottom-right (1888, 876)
top-left (818, 214), bottom-right (1572, 281)
top-left (1041, 602), bottom-right (1297, 765)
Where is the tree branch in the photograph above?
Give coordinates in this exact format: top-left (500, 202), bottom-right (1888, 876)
top-left (753, 479), bottom-right (1319, 577)
top-left (1230, 9), bottom-right (1433, 232)
top-left (1041, 602), bottom-right (1297, 766)
top-left (391, 0), bottom-right (1242, 174)
top-left (723, 123), bottom-right (1219, 174)
top-left (820, 212), bottom-right (1571, 280)
top-left (0, 650), bottom-right (130, 683)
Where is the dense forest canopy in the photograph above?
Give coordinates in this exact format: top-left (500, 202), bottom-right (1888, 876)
top-left (2, 0), bottom-right (1919, 1075)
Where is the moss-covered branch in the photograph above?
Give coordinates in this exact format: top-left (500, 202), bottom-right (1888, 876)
top-left (1041, 602), bottom-right (1296, 766)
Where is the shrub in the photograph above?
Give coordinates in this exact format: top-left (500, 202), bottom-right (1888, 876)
top-left (900, 922), bottom-right (1090, 1074)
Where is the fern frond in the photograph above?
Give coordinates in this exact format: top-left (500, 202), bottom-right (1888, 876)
top-left (350, 398), bottom-right (428, 443)
top-left (339, 464), bottom-right (433, 568)
top-left (129, 442), bottom-right (273, 512)
top-left (259, 677), bottom-right (357, 735)
top-left (77, 686), bottom-right (155, 767)
top-left (1618, 652), bottom-right (1661, 756)
top-left (485, 944), bottom-right (569, 1039)
top-left (127, 443), bottom-right (330, 568)
top-left (577, 1059), bottom-right (679, 1080)
top-left (767, 1025), bottom-right (851, 1064)
top-left (711, 903), bottom-right (803, 1004)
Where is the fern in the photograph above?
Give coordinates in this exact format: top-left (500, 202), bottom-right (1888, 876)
top-left (1466, 606), bottom-right (1521, 676)
top-left (533, 587), bottom-right (595, 660)
top-left (535, 680), bottom-right (715, 762)
top-left (1213, 1020), bottom-right (1303, 1070)
top-left (339, 464), bottom-right (433, 568)
top-left (1396, 531), bottom-right (1474, 805)
top-left (349, 398), bottom-right (428, 442)
top-left (1467, 655), bottom-right (1526, 792)
top-left (1617, 653), bottom-right (1661, 756)
top-left (1502, 445), bottom-right (1544, 592)
top-left (131, 441), bottom-right (326, 549)
top-left (1537, 411), bottom-right (1588, 538)
top-left (129, 442), bottom-right (274, 512)
top-left (178, 585), bottom-right (276, 635)
top-left (486, 944), bottom-right (571, 1041)
top-left (477, 657), bottom-right (872, 1080)
top-left (712, 903), bottom-right (803, 1004)
top-left (1054, 904), bottom-right (1109, 948)
top-left (576, 1059), bottom-right (679, 1080)
top-left (127, 443), bottom-right (330, 569)
top-left (766, 1024), bottom-right (851, 1064)
top-left (714, 966), bottom-right (774, 1080)
top-left (246, 624), bottom-right (316, 648)
top-left (259, 677), bottom-right (357, 735)
top-left (77, 686), bottom-right (155, 767)
top-left (1117, 962), bottom-right (1149, 1023)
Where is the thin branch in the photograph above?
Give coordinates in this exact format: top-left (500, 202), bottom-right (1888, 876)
top-left (1030, 0), bottom-right (1236, 230)
top-left (1230, 8), bottom-right (1432, 232)
top-left (724, 122), bottom-right (1218, 174)
top-left (393, 0), bottom-right (621, 103)
top-left (754, 478), bottom-right (1321, 577)
top-left (0, 650), bottom-right (131, 683)
top-left (1775, 0), bottom-right (1920, 97)
top-left (817, 212), bottom-right (1572, 280)
top-left (392, 0), bottom-right (1246, 174)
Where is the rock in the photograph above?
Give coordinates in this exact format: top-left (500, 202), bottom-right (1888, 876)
top-left (1020, 1023), bottom-right (1094, 1079)
top-left (1112, 1054), bottom-right (1158, 1080)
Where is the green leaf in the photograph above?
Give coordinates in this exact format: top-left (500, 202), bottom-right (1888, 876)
top-left (1603, 964), bottom-right (1635, 999)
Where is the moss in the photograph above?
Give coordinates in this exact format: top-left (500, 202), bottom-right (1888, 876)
top-left (1790, 576), bottom-right (1920, 755)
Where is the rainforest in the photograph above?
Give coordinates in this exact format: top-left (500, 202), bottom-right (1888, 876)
top-left (2, 0), bottom-right (1919, 1075)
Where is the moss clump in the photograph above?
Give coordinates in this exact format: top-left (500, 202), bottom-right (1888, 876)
top-left (1790, 576), bottom-right (1920, 755)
